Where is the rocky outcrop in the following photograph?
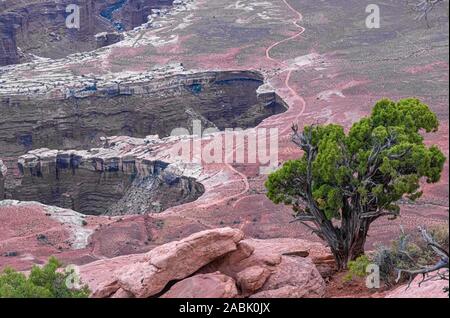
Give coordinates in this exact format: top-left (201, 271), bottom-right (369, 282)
top-left (161, 272), bottom-right (239, 298)
top-left (7, 145), bottom-right (204, 215)
top-left (0, 11), bottom-right (20, 66)
top-left (200, 238), bottom-right (330, 298)
top-left (0, 69), bottom-right (285, 158)
top-left (384, 273), bottom-right (449, 298)
top-left (0, 0), bottom-right (194, 65)
top-left (0, 0), bottom-right (102, 64)
top-left (236, 265), bottom-right (272, 294)
top-left (79, 228), bottom-right (328, 298)
top-left (95, 32), bottom-right (125, 48)
top-left (249, 256), bottom-right (325, 298)
top-left (117, 0), bottom-right (175, 31)
top-left (80, 227), bottom-right (244, 297)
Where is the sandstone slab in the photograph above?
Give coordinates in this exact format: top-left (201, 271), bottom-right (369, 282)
top-left (201, 237), bottom-right (327, 298)
top-left (236, 265), bottom-right (271, 294)
top-left (161, 272), bottom-right (238, 298)
top-left (81, 227), bottom-right (244, 298)
top-left (385, 272), bottom-right (449, 298)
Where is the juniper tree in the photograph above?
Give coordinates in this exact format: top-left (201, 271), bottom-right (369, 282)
top-left (265, 98), bottom-right (446, 270)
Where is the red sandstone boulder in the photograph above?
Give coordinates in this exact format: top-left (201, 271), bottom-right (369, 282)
top-left (80, 227), bottom-right (244, 298)
top-left (237, 265), bottom-right (271, 294)
top-left (385, 273), bottom-right (449, 298)
top-left (250, 256), bottom-right (326, 298)
top-left (80, 228), bottom-right (328, 298)
top-left (201, 237), bottom-right (328, 298)
top-left (243, 238), bottom-right (336, 277)
top-left (161, 272), bottom-right (238, 298)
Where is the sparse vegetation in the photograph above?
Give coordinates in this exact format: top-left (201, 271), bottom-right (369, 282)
top-left (0, 257), bottom-right (90, 298)
top-left (155, 220), bottom-right (165, 230)
top-left (343, 255), bottom-right (371, 283)
top-left (371, 225), bottom-right (448, 292)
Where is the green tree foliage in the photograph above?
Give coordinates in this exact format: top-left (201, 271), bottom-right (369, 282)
top-left (343, 255), bottom-right (371, 283)
top-left (265, 98), bottom-right (446, 269)
top-left (0, 257), bottom-right (90, 298)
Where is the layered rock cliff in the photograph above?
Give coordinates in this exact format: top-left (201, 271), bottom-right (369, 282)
top-left (0, 0), bottom-right (178, 65)
top-left (0, 68), bottom-right (286, 158)
top-left (8, 144), bottom-right (204, 215)
top-left (117, 0), bottom-right (175, 30)
top-left (0, 0), bottom-right (104, 65)
top-left (1, 60), bottom-right (285, 216)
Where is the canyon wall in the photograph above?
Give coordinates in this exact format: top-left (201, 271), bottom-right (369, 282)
top-left (0, 11), bottom-right (20, 65)
top-left (0, 70), bottom-right (286, 158)
top-left (0, 0), bottom-right (178, 65)
top-left (118, 0), bottom-right (175, 30)
top-left (0, 68), bottom-right (285, 215)
top-left (0, 0), bottom-right (104, 64)
top-left (8, 147), bottom-right (204, 215)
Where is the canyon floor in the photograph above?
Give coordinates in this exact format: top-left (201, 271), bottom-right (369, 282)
top-left (0, 0), bottom-right (448, 298)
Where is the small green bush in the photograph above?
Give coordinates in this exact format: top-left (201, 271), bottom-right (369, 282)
top-left (0, 257), bottom-right (90, 298)
top-left (343, 255), bottom-right (371, 283)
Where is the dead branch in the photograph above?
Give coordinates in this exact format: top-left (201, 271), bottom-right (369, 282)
top-left (395, 226), bottom-right (449, 289)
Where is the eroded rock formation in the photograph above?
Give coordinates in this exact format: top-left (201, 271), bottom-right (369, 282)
top-left (0, 0), bottom-right (179, 65)
top-left (1, 67), bottom-right (285, 215)
top-left (7, 143), bottom-right (204, 215)
top-left (0, 0), bottom-right (102, 65)
top-left (78, 228), bottom-right (330, 298)
top-left (161, 272), bottom-right (239, 298)
top-left (383, 273), bottom-right (449, 298)
top-left (115, 0), bottom-right (175, 31)
top-left (0, 69), bottom-right (285, 158)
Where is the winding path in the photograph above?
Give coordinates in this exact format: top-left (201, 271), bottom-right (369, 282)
top-left (265, 0), bottom-right (307, 135)
top-left (195, 0), bottom-right (307, 214)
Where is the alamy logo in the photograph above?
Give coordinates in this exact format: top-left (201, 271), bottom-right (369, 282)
top-left (169, 120), bottom-right (279, 174)
top-left (366, 4), bottom-right (381, 29)
top-left (66, 4), bottom-right (80, 29)
top-left (366, 264), bottom-right (380, 289)
top-left (65, 264), bottom-right (82, 289)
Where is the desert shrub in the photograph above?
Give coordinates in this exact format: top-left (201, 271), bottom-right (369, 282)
top-left (428, 224), bottom-right (449, 250)
top-left (343, 255), bottom-right (371, 282)
top-left (0, 257), bottom-right (90, 298)
top-left (372, 225), bottom-right (449, 287)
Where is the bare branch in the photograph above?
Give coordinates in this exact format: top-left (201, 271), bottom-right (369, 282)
top-left (290, 214), bottom-right (316, 222)
top-left (396, 258), bottom-right (449, 287)
top-left (395, 226), bottom-right (449, 288)
top-left (419, 226), bottom-right (450, 260)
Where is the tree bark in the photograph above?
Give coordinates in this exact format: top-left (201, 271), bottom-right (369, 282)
top-left (331, 235), bottom-right (367, 270)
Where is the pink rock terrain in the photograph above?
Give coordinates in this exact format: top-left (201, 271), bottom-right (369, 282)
top-left (161, 272), bottom-right (239, 298)
top-left (0, 0), bottom-right (448, 299)
top-left (78, 227), bottom-right (329, 298)
top-left (384, 273), bottom-right (449, 298)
